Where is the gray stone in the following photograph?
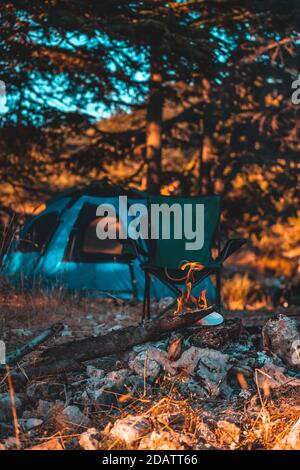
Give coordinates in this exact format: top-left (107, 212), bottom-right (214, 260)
top-left (262, 315), bottom-right (300, 368)
top-left (62, 405), bottom-right (91, 427)
top-left (24, 418), bottom-right (44, 430)
top-left (127, 376), bottom-right (145, 395)
top-left (129, 350), bottom-right (161, 381)
top-left (55, 405), bottom-right (91, 429)
top-left (0, 393), bottom-right (23, 422)
top-left (86, 366), bottom-right (105, 379)
top-left (84, 368), bottom-right (130, 406)
top-left (36, 399), bottom-right (53, 418)
top-left (195, 349), bottom-right (234, 398)
top-left (178, 378), bottom-right (208, 398)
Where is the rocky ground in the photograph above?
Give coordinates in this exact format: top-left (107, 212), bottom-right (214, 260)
top-left (0, 289), bottom-right (300, 451)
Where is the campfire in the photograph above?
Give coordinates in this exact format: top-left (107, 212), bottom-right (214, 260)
top-left (175, 262), bottom-right (208, 314)
top-left (1, 291), bottom-right (300, 451)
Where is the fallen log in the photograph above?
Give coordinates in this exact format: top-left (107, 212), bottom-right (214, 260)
top-left (43, 306), bottom-right (214, 364)
top-left (0, 359), bottom-right (83, 386)
top-left (25, 359), bottom-right (84, 378)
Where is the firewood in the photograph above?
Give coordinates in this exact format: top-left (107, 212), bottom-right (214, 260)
top-left (42, 306), bottom-right (214, 364)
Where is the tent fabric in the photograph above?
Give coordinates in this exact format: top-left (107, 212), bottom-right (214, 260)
top-left (1, 182), bottom-right (216, 302)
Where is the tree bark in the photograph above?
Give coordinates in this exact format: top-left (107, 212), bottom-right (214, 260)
top-left (145, 51), bottom-right (163, 194)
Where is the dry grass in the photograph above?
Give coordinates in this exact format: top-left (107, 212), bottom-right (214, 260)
top-left (222, 274), bottom-right (254, 310)
top-left (0, 285), bottom-right (299, 451)
top-left (91, 382), bottom-right (300, 450)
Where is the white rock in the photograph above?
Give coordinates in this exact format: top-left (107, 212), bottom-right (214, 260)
top-left (115, 311), bottom-right (129, 320)
top-left (139, 430), bottom-right (185, 450)
top-left (262, 315), bottom-right (300, 368)
top-left (133, 340), bottom-right (167, 353)
top-left (107, 325), bottom-right (123, 332)
top-left (93, 325), bottom-right (103, 336)
top-left (110, 415), bottom-right (151, 444)
top-left (61, 325), bottom-right (73, 337)
top-left (79, 428), bottom-right (101, 450)
top-left (273, 419), bottom-right (300, 450)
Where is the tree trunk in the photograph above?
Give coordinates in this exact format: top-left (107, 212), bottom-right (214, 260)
top-left (200, 133), bottom-right (215, 195)
top-left (145, 53), bottom-right (163, 194)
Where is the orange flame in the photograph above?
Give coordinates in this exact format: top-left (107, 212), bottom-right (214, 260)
top-left (175, 262), bottom-right (208, 314)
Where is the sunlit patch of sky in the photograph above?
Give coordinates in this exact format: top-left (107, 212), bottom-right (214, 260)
top-left (211, 26), bottom-right (238, 64)
top-left (2, 9), bottom-right (253, 124)
top-left (2, 15), bottom-right (150, 122)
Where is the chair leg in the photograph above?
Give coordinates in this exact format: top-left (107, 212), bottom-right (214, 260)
top-left (142, 273), bottom-right (148, 323)
top-left (146, 272), bottom-right (151, 320)
top-left (142, 271), bottom-right (151, 323)
top-left (216, 268), bottom-right (222, 314)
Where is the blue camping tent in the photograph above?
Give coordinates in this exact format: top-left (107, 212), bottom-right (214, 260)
top-left (1, 180), bottom-right (215, 301)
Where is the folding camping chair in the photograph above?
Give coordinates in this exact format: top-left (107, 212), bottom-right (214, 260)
top-left (141, 195), bottom-right (246, 321)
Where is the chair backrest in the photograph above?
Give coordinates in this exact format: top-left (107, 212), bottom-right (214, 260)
top-left (147, 195), bottom-right (221, 269)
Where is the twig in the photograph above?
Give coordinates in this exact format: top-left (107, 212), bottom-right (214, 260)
top-left (5, 323), bottom-right (64, 366)
top-left (6, 365), bottom-right (20, 450)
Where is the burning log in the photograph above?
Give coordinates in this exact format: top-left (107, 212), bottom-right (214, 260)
top-left (174, 262), bottom-right (207, 314)
top-left (189, 319), bottom-right (243, 350)
top-left (42, 306), bottom-right (214, 365)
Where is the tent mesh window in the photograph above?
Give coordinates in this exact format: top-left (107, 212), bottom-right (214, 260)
top-left (81, 216), bottom-right (123, 256)
top-left (16, 212), bottom-right (59, 253)
top-left (64, 203), bottom-right (136, 262)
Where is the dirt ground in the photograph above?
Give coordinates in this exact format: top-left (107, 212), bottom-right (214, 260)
top-left (0, 288), bottom-right (300, 451)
